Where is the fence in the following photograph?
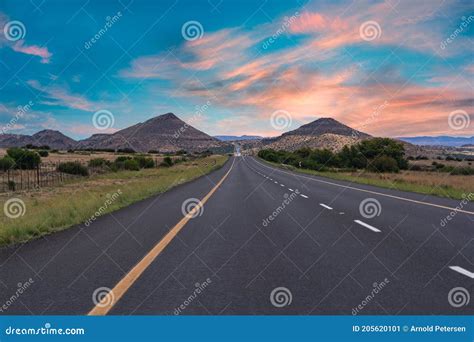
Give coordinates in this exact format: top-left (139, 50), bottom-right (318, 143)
top-left (0, 162), bottom-right (81, 193)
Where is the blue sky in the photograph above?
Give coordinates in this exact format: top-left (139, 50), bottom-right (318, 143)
top-left (0, 0), bottom-right (473, 140)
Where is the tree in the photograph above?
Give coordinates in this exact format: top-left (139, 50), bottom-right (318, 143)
top-left (6, 148), bottom-right (41, 169)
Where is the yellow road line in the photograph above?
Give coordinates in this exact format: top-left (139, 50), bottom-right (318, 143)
top-left (88, 158), bottom-right (235, 315)
top-left (250, 157), bottom-right (474, 215)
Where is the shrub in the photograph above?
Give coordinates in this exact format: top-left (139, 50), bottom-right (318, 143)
top-left (133, 156), bottom-right (155, 168)
top-left (38, 150), bottom-right (49, 157)
top-left (117, 148), bottom-right (135, 154)
top-left (160, 156), bottom-right (173, 167)
top-left (88, 158), bottom-right (108, 167)
top-left (7, 148), bottom-right (41, 169)
top-left (57, 162), bottom-right (89, 176)
top-left (0, 156), bottom-right (15, 171)
top-left (124, 159), bottom-right (140, 171)
top-left (115, 156), bottom-right (132, 163)
top-left (368, 156), bottom-right (399, 173)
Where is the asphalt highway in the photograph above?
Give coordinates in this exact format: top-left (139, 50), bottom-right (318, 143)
top-left (0, 156), bottom-right (472, 315)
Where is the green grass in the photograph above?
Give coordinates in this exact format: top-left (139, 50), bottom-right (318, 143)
top-left (258, 158), bottom-right (473, 201)
top-left (0, 155), bottom-right (228, 247)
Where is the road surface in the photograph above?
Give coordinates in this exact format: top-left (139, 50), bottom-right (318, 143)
top-left (0, 156), bottom-right (473, 315)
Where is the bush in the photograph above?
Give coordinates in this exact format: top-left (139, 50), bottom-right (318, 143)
top-left (160, 156), bottom-right (173, 167)
top-left (57, 162), bottom-right (89, 176)
top-left (368, 156), bottom-right (399, 173)
top-left (124, 159), bottom-right (140, 171)
top-left (133, 156), bottom-right (155, 168)
top-left (7, 148), bottom-right (41, 169)
top-left (115, 156), bottom-right (132, 163)
top-left (117, 148), bottom-right (135, 154)
top-left (88, 158), bottom-right (108, 167)
top-left (38, 150), bottom-right (49, 157)
top-left (0, 156), bottom-right (15, 171)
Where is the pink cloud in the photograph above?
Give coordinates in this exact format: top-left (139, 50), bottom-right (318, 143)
top-left (12, 41), bottom-right (52, 63)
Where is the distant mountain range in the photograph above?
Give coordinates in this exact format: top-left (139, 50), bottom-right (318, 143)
top-left (214, 135), bottom-right (263, 141)
top-left (5, 113), bottom-right (464, 154)
top-left (397, 136), bottom-right (474, 147)
top-left (0, 113), bottom-right (225, 152)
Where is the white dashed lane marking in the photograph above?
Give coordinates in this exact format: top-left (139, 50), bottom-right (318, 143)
top-left (449, 266), bottom-right (474, 279)
top-left (319, 203), bottom-right (333, 210)
top-left (354, 220), bottom-right (381, 233)
top-left (300, 194), bottom-right (309, 199)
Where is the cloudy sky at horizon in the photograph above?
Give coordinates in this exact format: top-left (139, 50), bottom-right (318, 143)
top-left (0, 0), bottom-right (473, 140)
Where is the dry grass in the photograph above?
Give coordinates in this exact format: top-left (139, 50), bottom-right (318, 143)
top-left (261, 159), bottom-right (473, 201)
top-left (0, 148), bottom-right (172, 164)
top-left (0, 155), bottom-right (228, 247)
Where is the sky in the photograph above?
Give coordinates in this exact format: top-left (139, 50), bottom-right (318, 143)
top-left (0, 0), bottom-right (473, 140)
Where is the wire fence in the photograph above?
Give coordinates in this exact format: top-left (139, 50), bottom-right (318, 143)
top-left (0, 162), bottom-right (83, 193)
top-left (0, 157), bottom-right (172, 193)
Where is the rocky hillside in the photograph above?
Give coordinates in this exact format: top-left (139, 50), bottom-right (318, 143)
top-left (0, 130), bottom-right (77, 149)
top-left (261, 117), bottom-right (371, 152)
top-left (76, 113), bottom-right (225, 153)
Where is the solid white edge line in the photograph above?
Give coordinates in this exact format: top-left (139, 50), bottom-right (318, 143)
top-left (251, 157), bottom-right (474, 215)
top-left (354, 219), bottom-right (381, 233)
top-left (449, 266), bottom-right (474, 279)
top-left (319, 203), bottom-right (333, 210)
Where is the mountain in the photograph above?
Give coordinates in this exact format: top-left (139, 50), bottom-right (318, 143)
top-left (214, 135), bottom-right (263, 141)
top-left (261, 117), bottom-right (371, 152)
top-left (32, 130), bottom-right (77, 149)
top-left (397, 136), bottom-right (474, 147)
top-left (76, 113), bottom-right (224, 153)
top-left (0, 130), bottom-right (77, 149)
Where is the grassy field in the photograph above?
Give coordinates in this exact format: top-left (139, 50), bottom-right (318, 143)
top-left (0, 148), bottom-right (175, 164)
top-left (0, 155), bottom-right (228, 247)
top-left (258, 158), bottom-right (474, 201)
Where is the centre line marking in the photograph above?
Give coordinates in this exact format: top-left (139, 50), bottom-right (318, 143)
top-left (354, 219), bottom-right (381, 233)
top-left (88, 158), bottom-right (235, 316)
top-left (449, 266), bottom-right (474, 279)
top-left (319, 203), bottom-right (333, 210)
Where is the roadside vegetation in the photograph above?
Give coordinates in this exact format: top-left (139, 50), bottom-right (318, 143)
top-left (0, 155), bottom-right (228, 246)
top-left (258, 138), bottom-right (473, 200)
